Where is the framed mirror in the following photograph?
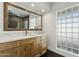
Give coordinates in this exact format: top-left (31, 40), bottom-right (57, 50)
top-left (4, 2), bottom-right (42, 31)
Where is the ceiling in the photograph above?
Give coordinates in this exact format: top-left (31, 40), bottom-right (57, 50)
top-left (10, 2), bottom-right (54, 15)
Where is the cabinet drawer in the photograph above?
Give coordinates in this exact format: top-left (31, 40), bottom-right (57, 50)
top-left (21, 39), bottom-right (33, 45)
top-left (0, 41), bottom-right (20, 51)
top-left (0, 47), bottom-right (20, 57)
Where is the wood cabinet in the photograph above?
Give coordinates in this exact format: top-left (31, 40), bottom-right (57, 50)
top-left (0, 47), bottom-right (20, 57)
top-left (0, 41), bottom-right (20, 51)
top-left (20, 39), bottom-right (32, 57)
top-left (40, 37), bottom-right (48, 55)
top-left (0, 41), bottom-right (20, 57)
top-left (31, 38), bottom-right (41, 57)
top-left (20, 45), bottom-right (31, 57)
top-left (0, 36), bottom-right (47, 57)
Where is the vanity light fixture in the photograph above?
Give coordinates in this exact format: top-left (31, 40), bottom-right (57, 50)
top-left (31, 4), bottom-right (35, 7)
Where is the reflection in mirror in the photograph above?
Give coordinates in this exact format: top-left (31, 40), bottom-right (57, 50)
top-left (8, 5), bottom-right (29, 29)
top-left (29, 13), bottom-right (42, 29)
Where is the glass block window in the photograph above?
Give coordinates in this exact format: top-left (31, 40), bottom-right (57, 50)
top-left (56, 5), bottom-right (79, 55)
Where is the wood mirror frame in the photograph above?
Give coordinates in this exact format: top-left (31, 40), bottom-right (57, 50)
top-left (4, 2), bottom-right (42, 31)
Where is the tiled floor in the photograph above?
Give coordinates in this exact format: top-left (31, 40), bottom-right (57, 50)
top-left (41, 50), bottom-right (63, 57)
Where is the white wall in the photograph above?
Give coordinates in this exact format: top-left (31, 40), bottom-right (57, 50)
top-left (43, 2), bottom-right (79, 57)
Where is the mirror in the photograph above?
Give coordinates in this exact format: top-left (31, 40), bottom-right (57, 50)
top-left (4, 2), bottom-right (42, 31)
top-left (8, 5), bottom-right (29, 29)
top-left (29, 13), bottom-right (42, 30)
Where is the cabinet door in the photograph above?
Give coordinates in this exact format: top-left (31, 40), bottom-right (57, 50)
top-left (20, 44), bottom-right (31, 57)
top-left (31, 38), bottom-right (40, 57)
top-left (41, 37), bottom-right (47, 55)
top-left (0, 41), bottom-right (20, 51)
top-left (0, 47), bottom-right (20, 57)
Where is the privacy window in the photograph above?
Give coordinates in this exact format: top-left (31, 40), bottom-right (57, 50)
top-left (56, 5), bottom-right (79, 55)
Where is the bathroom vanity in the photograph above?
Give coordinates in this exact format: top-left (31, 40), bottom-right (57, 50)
top-left (0, 34), bottom-right (47, 57)
top-left (1, 2), bottom-right (47, 57)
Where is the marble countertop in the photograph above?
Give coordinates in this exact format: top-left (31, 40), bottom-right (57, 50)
top-left (0, 34), bottom-right (47, 43)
